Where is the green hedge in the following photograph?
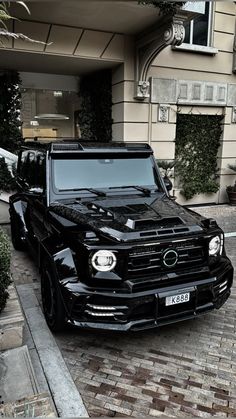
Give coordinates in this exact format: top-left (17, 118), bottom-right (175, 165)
top-left (0, 71), bottom-right (23, 153)
top-left (78, 70), bottom-right (112, 142)
top-left (0, 158), bottom-right (17, 192)
top-left (0, 228), bottom-right (11, 313)
top-left (175, 114), bottom-right (222, 200)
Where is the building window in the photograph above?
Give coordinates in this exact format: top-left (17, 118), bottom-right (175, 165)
top-left (184, 2), bottom-right (213, 47)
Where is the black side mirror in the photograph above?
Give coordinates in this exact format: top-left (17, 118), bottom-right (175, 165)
top-left (27, 187), bottom-right (44, 196)
top-left (163, 176), bottom-right (172, 191)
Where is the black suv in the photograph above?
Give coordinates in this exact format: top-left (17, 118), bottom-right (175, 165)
top-left (9, 141), bottom-right (233, 332)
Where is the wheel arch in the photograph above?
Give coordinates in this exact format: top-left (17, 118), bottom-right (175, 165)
top-left (39, 238), bottom-right (78, 283)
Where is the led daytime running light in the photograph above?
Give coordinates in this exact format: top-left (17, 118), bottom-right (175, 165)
top-left (91, 250), bottom-right (117, 272)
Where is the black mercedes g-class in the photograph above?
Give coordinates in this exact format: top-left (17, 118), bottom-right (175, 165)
top-left (9, 141), bottom-right (233, 332)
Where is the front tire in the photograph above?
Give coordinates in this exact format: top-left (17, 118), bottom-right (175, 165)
top-left (41, 262), bottom-right (66, 332)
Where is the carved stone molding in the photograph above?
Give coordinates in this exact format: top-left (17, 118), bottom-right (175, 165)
top-left (158, 104), bottom-right (170, 122)
top-left (151, 78), bottom-right (229, 106)
top-left (134, 13), bottom-right (187, 100)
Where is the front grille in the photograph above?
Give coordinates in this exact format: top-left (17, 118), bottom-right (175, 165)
top-left (127, 239), bottom-right (207, 279)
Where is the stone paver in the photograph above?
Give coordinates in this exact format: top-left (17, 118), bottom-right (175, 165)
top-left (5, 205), bottom-right (236, 417)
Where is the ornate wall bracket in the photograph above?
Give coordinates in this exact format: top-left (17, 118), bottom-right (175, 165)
top-left (134, 12), bottom-right (190, 100)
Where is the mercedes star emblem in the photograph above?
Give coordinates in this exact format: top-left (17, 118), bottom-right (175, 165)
top-left (162, 249), bottom-right (178, 267)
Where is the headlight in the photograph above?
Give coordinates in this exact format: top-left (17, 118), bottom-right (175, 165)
top-left (91, 250), bottom-right (117, 272)
top-left (209, 235), bottom-right (223, 256)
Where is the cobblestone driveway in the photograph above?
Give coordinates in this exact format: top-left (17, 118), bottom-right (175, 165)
top-left (8, 206), bottom-right (236, 417)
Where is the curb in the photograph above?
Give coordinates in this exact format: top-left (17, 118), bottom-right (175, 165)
top-left (17, 284), bottom-right (89, 418)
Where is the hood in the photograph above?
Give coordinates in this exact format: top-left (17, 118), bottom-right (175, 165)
top-left (49, 194), bottom-right (205, 243)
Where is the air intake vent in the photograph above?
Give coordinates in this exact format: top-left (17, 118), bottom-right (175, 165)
top-left (52, 143), bottom-right (82, 151)
top-left (134, 217), bottom-right (184, 230)
top-left (86, 203), bottom-right (113, 221)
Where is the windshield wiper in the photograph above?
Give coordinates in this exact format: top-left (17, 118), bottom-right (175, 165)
top-left (108, 185), bottom-right (152, 197)
top-left (58, 188), bottom-right (106, 197)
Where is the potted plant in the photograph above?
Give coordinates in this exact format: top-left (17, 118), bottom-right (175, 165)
top-left (226, 163), bottom-right (236, 205)
top-left (156, 159), bottom-right (176, 196)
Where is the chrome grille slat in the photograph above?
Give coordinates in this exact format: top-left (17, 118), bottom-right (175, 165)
top-left (177, 258), bottom-right (203, 265)
top-left (128, 263), bottom-right (162, 272)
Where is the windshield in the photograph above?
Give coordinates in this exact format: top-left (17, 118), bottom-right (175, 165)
top-left (52, 156), bottom-right (162, 193)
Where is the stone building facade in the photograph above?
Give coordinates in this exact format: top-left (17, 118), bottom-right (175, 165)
top-left (111, 2), bottom-right (236, 205)
top-left (0, 1), bottom-right (236, 205)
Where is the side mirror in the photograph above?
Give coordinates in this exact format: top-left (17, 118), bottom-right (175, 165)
top-left (163, 176), bottom-right (172, 191)
top-left (28, 187), bottom-right (44, 195)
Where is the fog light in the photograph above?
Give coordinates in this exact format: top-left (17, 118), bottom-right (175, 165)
top-left (91, 250), bottom-right (117, 272)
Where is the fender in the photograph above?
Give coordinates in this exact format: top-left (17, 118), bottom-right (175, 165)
top-left (39, 236), bottom-right (78, 283)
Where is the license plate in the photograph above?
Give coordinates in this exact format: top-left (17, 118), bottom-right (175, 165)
top-left (165, 292), bottom-right (190, 306)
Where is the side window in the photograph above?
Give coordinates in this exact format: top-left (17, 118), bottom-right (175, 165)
top-left (184, 2), bottom-right (213, 47)
top-left (18, 150), bottom-right (29, 180)
top-left (18, 150), bottom-right (46, 190)
top-left (25, 152), bottom-right (37, 187)
top-left (35, 153), bottom-right (46, 190)
top-left (18, 151), bottom-right (36, 188)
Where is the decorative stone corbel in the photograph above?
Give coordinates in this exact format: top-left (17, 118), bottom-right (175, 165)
top-left (134, 14), bottom-right (186, 100)
top-left (134, 80), bottom-right (150, 100)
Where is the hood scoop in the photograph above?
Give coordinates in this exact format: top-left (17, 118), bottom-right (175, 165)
top-left (126, 216), bottom-right (189, 238)
top-left (132, 216), bottom-right (184, 230)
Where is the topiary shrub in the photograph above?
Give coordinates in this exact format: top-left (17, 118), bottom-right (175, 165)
top-left (0, 158), bottom-right (17, 192)
top-left (0, 71), bottom-right (23, 153)
top-left (0, 228), bottom-right (11, 313)
top-left (78, 69), bottom-right (112, 142)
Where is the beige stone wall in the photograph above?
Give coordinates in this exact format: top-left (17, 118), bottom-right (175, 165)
top-left (112, 36), bottom-right (146, 142)
top-left (151, 3), bottom-right (236, 78)
top-left (112, 2), bottom-right (236, 205)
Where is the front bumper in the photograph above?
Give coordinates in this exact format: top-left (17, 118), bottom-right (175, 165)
top-left (61, 260), bottom-right (233, 331)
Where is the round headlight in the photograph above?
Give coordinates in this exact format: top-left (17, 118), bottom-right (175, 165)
top-left (209, 236), bottom-right (221, 256)
top-left (91, 250), bottom-right (117, 272)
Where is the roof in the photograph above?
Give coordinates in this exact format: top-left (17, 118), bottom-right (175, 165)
top-left (22, 140), bottom-right (153, 154)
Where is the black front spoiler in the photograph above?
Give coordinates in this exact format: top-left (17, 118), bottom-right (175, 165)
top-left (67, 302), bottom-right (216, 332)
top-left (63, 261), bottom-right (233, 332)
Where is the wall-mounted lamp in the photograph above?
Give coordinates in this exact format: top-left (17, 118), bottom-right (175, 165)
top-left (34, 114), bottom-right (69, 120)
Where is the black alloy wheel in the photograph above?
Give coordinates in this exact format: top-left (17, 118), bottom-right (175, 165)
top-left (41, 262), bottom-right (66, 332)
